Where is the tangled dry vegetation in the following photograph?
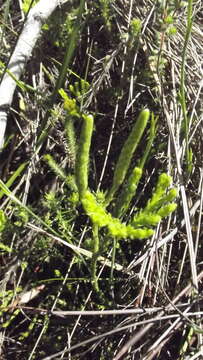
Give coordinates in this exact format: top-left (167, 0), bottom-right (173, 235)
top-left (0, 0), bottom-right (202, 359)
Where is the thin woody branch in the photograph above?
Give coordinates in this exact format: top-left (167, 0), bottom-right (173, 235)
top-left (0, 0), bottom-right (64, 149)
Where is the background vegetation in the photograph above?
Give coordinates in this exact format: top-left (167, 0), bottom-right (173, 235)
top-left (0, 0), bottom-right (202, 359)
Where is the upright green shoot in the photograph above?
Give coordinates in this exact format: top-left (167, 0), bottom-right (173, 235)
top-left (105, 109), bottom-right (150, 205)
top-left (75, 114), bottom-right (94, 199)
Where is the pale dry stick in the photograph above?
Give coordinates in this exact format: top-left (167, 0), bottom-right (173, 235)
top-left (189, 112), bottom-right (203, 147)
top-left (177, 242), bottom-right (188, 285)
top-left (168, 49), bottom-right (182, 162)
top-left (163, 98), bottom-right (199, 292)
top-left (0, 0), bottom-right (66, 149)
top-left (195, 167), bottom-right (203, 257)
top-left (182, 79), bottom-right (203, 159)
top-left (60, 291), bottom-right (93, 360)
top-left (138, 234), bottom-right (156, 306)
top-left (126, 2), bottom-right (155, 112)
top-left (163, 98), bottom-right (202, 349)
top-left (162, 212), bottom-right (175, 288)
top-left (157, 212), bottom-right (175, 291)
top-left (188, 82), bottom-right (203, 142)
top-left (65, 226), bottom-right (94, 352)
top-left (189, 349), bottom-right (203, 360)
top-left (97, 100), bottom-right (119, 190)
top-left (120, 0), bottom-right (133, 77)
top-left (165, 235), bottom-right (173, 286)
top-left (143, 8), bottom-right (199, 293)
top-left (18, 0), bottom-right (25, 21)
top-left (143, 307), bottom-right (193, 360)
top-left (41, 311), bottom-right (203, 360)
top-left (49, 304), bottom-right (198, 317)
top-left (143, 248), bottom-right (202, 359)
top-left (98, 1), bottom-right (133, 189)
top-left (13, 302), bottom-right (196, 316)
top-left (153, 243), bottom-right (166, 304)
top-left (113, 271), bottom-right (203, 360)
top-left (166, 46), bottom-right (186, 287)
top-left (85, 48), bottom-right (119, 109)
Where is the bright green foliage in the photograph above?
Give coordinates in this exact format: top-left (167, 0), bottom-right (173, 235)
top-left (164, 15), bottom-right (174, 24)
top-left (19, 315), bottom-right (39, 341)
top-left (44, 154), bottom-right (67, 181)
top-left (80, 173), bottom-right (177, 238)
top-left (82, 191), bottom-right (153, 239)
top-left (0, 210), bottom-right (6, 232)
top-left (43, 98), bottom-right (177, 292)
top-left (43, 190), bottom-right (77, 240)
top-left (132, 212), bottom-right (161, 227)
top-left (168, 26), bottom-right (177, 36)
top-left (0, 287), bottom-right (22, 328)
top-left (0, 162), bottom-right (28, 200)
top-left (69, 79), bottom-right (90, 101)
top-left (14, 207), bottom-right (29, 227)
top-left (44, 155), bottom-right (77, 192)
top-left (64, 117), bottom-right (77, 165)
top-left (139, 112), bottom-right (157, 169)
top-left (157, 203), bottom-right (177, 217)
top-left (43, 101), bottom-right (177, 291)
top-left (106, 109), bottom-right (150, 204)
top-left (0, 242), bottom-right (12, 253)
top-left (59, 89), bottom-right (80, 118)
top-left (145, 173), bottom-right (175, 212)
top-left (22, 0), bottom-right (39, 14)
top-left (75, 114), bottom-right (94, 199)
top-left (114, 167), bottom-right (142, 218)
top-left (132, 174), bottom-right (177, 228)
top-left (82, 191), bottom-right (109, 227)
top-left (108, 222), bottom-right (154, 239)
top-left (130, 18), bottom-right (142, 36)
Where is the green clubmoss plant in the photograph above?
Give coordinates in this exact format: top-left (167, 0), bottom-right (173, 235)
top-left (72, 107), bottom-right (177, 291)
top-left (42, 96), bottom-right (177, 292)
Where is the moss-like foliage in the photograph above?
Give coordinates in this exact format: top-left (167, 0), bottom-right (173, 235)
top-left (45, 93), bottom-right (177, 291)
top-left (106, 109), bottom-right (150, 205)
top-left (75, 114), bottom-right (94, 199)
top-left (132, 174), bottom-right (177, 228)
top-left (82, 190), bottom-right (154, 239)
